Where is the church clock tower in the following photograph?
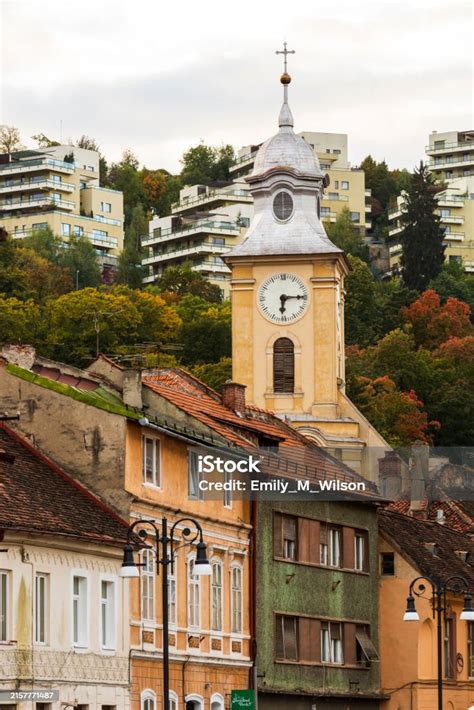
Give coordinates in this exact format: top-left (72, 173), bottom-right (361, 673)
top-left (224, 47), bottom-right (388, 477)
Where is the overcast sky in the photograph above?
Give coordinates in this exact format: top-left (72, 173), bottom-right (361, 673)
top-left (1, 0), bottom-right (472, 173)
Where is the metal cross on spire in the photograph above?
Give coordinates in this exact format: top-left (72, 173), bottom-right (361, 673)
top-left (276, 41), bottom-right (295, 74)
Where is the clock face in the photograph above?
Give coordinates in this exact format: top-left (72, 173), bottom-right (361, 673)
top-left (257, 273), bottom-right (309, 323)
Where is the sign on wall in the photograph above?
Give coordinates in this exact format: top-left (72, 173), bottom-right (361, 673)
top-left (230, 690), bottom-right (255, 709)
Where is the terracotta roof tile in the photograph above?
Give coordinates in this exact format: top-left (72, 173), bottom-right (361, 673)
top-left (0, 424), bottom-right (129, 545)
top-left (379, 509), bottom-right (474, 587)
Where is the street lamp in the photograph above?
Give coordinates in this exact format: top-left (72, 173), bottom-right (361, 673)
top-left (403, 575), bottom-right (474, 710)
top-left (120, 517), bottom-right (212, 710)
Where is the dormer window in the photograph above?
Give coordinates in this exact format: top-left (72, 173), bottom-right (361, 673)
top-left (273, 191), bottom-right (293, 222)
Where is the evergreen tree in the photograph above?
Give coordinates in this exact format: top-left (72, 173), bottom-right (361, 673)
top-left (117, 204), bottom-right (147, 288)
top-left (399, 162), bottom-right (445, 291)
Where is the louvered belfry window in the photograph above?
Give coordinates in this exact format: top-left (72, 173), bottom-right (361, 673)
top-left (273, 337), bottom-right (295, 393)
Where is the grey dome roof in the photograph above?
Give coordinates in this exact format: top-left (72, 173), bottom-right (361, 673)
top-left (252, 100), bottom-right (323, 179)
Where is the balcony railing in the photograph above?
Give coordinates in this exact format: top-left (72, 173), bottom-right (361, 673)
top-left (0, 178), bottom-right (75, 194)
top-left (439, 215), bottom-right (464, 224)
top-left (444, 232), bottom-right (464, 241)
top-left (0, 197), bottom-right (75, 211)
top-left (142, 220), bottom-right (240, 246)
top-left (426, 141), bottom-right (474, 154)
top-left (11, 228), bottom-right (117, 249)
top-left (428, 156), bottom-right (473, 168)
top-left (143, 241), bottom-right (228, 265)
top-left (0, 158), bottom-right (75, 174)
top-left (322, 194), bottom-right (349, 202)
top-left (230, 151), bottom-right (258, 168)
top-left (171, 189), bottom-right (252, 211)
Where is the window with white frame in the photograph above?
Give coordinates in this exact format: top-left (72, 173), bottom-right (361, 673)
top-left (211, 561), bottom-right (223, 632)
top-left (35, 573), bottom-right (48, 644)
top-left (101, 580), bottom-right (116, 649)
top-left (341, 181), bottom-right (349, 189)
top-left (140, 549), bottom-right (155, 623)
top-left (329, 528), bottom-right (342, 567)
top-left (100, 202), bottom-right (112, 213)
top-left (321, 621), bottom-right (343, 664)
top-left (143, 436), bottom-right (160, 486)
top-left (168, 563), bottom-right (177, 627)
top-left (211, 694), bottom-right (225, 710)
top-left (354, 533), bottom-right (366, 571)
top-left (72, 575), bottom-right (88, 647)
top-left (141, 690), bottom-right (156, 710)
top-left (61, 223), bottom-right (71, 236)
top-left (188, 451), bottom-right (203, 500)
top-left (0, 571), bottom-right (9, 642)
top-left (231, 565), bottom-right (242, 634)
top-left (187, 558), bottom-right (200, 628)
top-left (169, 692), bottom-right (178, 710)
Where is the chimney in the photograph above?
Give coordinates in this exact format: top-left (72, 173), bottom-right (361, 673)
top-left (424, 542), bottom-right (438, 556)
top-left (222, 381), bottom-right (246, 415)
top-left (1, 344), bottom-right (36, 370)
top-left (455, 550), bottom-right (470, 563)
top-left (409, 440), bottom-right (429, 514)
top-left (378, 451), bottom-right (403, 499)
top-left (122, 369), bottom-right (143, 410)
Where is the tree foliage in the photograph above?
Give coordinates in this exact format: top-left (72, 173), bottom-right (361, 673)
top-left (152, 263), bottom-right (223, 303)
top-left (326, 208), bottom-right (369, 261)
top-left (399, 162), bottom-right (445, 291)
top-left (0, 125), bottom-right (24, 153)
top-left (401, 290), bottom-right (472, 349)
top-left (191, 357), bottom-right (232, 392)
top-left (180, 143), bottom-right (235, 186)
top-left (0, 296), bottom-right (40, 344)
top-left (117, 204), bottom-right (147, 288)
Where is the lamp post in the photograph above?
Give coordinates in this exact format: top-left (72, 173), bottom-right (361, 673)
top-left (403, 575), bottom-right (474, 710)
top-left (120, 517), bottom-right (212, 710)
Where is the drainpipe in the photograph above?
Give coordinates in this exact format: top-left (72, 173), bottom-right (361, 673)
top-left (20, 545), bottom-right (35, 710)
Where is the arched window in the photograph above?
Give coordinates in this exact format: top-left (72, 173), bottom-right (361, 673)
top-left (140, 549), bottom-right (155, 622)
top-left (273, 338), bottom-right (295, 393)
top-left (169, 690), bottom-right (179, 710)
top-left (187, 557), bottom-right (200, 629)
top-left (185, 695), bottom-right (204, 710)
top-left (141, 690), bottom-right (156, 710)
top-left (211, 560), bottom-right (223, 632)
top-left (231, 564), bottom-right (243, 634)
top-left (211, 694), bottom-right (225, 710)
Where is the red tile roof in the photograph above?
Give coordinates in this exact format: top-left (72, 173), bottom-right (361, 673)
top-left (388, 487), bottom-right (474, 535)
top-left (143, 368), bottom-right (379, 494)
top-left (0, 424), bottom-right (129, 545)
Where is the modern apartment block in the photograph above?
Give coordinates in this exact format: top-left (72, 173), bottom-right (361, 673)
top-left (388, 177), bottom-right (474, 273)
top-left (426, 129), bottom-right (474, 183)
top-left (0, 144), bottom-right (124, 270)
top-left (230, 131), bottom-right (372, 233)
top-left (142, 182), bottom-right (253, 296)
top-left (141, 132), bottom-right (370, 296)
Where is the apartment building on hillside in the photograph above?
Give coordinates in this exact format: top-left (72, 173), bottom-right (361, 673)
top-left (426, 129), bottom-right (474, 183)
top-left (142, 182), bottom-right (253, 296)
top-left (0, 144), bottom-right (124, 272)
top-left (142, 131), bottom-right (371, 295)
top-left (388, 129), bottom-right (474, 273)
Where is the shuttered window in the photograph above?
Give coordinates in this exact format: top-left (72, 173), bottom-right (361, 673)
top-left (275, 615), bottom-right (298, 661)
top-left (273, 338), bottom-right (295, 393)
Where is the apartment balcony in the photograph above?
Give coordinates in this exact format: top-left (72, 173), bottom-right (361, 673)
top-left (321, 211), bottom-right (337, 223)
top-left (0, 197), bottom-right (75, 212)
top-left (389, 225), bottom-right (403, 237)
top-left (0, 178), bottom-right (75, 194)
top-left (426, 141), bottom-right (474, 155)
top-left (143, 242), bottom-right (228, 265)
top-left (365, 204), bottom-right (372, 213)
top-left (11, 227), bottom-right (117, 250)
top-left (171, 189), bottom-right (252, 213)
top-left (388, 207), bottom-right (404, 219)
top-left (440, 215), bottom-right (464, 225)
top-left (438, 197), bottom-right (465, 208)
top-left (444, 232), bottom-right (464, 241)
top-left (429, 157), bottom-right (474, 170)
top-left (389, 243), bottom-right (402, 255)
top-left (365, 189), bottom-right (372, 197)
top-left (321, 194), bottom-right (349, 202)
top-left (0, 158), bottom-right (75, 176)
top-left (142, 220), bottom-right (240, 247)
top-left (193, 262), bottom-right (230, 274)
top-left (229, 151), bottom-right (258, 173)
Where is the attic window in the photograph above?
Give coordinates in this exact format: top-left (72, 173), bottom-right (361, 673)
top-left (273, 191), bottom-right (293, 222)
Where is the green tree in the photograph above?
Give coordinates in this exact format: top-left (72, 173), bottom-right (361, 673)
top-left (176, 296), bottom-right (231, 365)
top-left (0, 296), bottom-right (40, 343)
top-left (429, 262), bottom-right (474, 313)
top-left (0, 231), bottom-right (29, 298)
top-left (111, 286), bottom-right (181, 345)
top-left (106, 150), bottom-right (145, 226)
top-left (59, 235), bottom-right (101, 289)
top-left (326, 208), bottom-right (369, 260)
top-left (180, 143), bottom-right (235, 186)
top-left (191, 357), bottom-right (232, 392)
top-left (117, 204), bottom-right (147, 288)
top-left (344, 256), bottom-right (380, 345)
top-left (22, 226), bottom-right (63, 263)
top-left (13, 248), bottom-right (72, 302)
top-left (153, 263), bottom-right (223, 303)
top-left (399, 162), bottom-right (445, 291)
top-left (0, 125), bottom-right (24, 153)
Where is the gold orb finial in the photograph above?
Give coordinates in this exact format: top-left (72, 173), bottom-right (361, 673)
top-left (280, 72), bottom-right (291, 85)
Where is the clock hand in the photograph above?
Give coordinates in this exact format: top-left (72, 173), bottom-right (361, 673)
top-left (284, 294), bottom-right (303, 300)
top-left (279, 294), bottom-right (288, 314)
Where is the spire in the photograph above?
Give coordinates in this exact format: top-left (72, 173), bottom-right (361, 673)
top-left (276, 42), bottom-right (295, 129)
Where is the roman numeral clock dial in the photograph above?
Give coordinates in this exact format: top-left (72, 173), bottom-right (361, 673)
top-left (257, 273), bottom-right (309, 323)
